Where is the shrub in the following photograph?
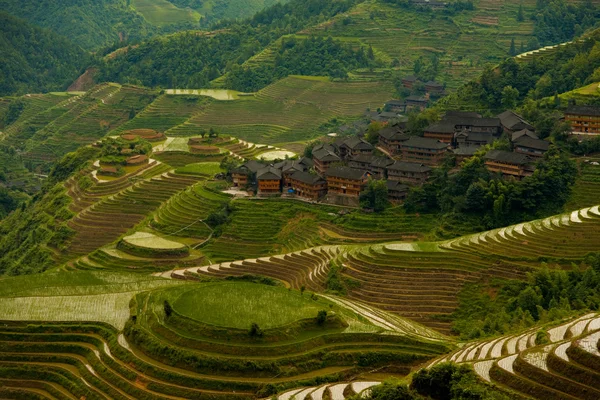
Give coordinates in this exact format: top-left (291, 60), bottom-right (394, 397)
top-left (163, 300), bottom-right (173, 318)
top-left (249, 322), bottom-right (263, 337)
top-left (316, 310), bottom-right (327, 326)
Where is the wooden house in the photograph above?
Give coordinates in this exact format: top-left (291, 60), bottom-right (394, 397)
top-left (513, 137), bottom-right (549, 158)
top-left (387, 161), bottom-right (432, 184)
top-left (424, 121), bottom-right (456, 144)
top-left (387, 180), bottom-right (409, 202)
top-left (400, 136), bottom-right (449, 165)
top-left (325, 167), bottom-right (370, 197)
top-left (405, 95), bottom-right (429, 112)
top-left (274, 160), bottom-right (306, 188)
top-left (384, 100), bottom-right (407, 113)
top-left (452, 145), bottom-right (481, 164)
top-left (378, 126), bottom-right (409, 155)
top-left (312, 144), bottom-right (341, 174)
top-left (564, 105), bottom-right (600, 135)
top-left (289, 171), bottom-right (327, 200)
top-left (256, 167), bottom-right (282, 194)
top-left (484, 150), bottom-right (534, 179)
top-left (424, 81), bottom-right (444, 94)
top-left (336, 136), bottom-right (374, 159)
top-left (231, 160), bottom-right (264, 187)
top-left (497, 110), bottom-right (534, 133)
top-left (454, 130), bottom-right (494, 147)
top-left (402, 75), bottom-right (419, 89)
top-left (510, 129), bottom-right (538, 142)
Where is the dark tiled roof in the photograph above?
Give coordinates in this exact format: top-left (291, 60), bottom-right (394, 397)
top-left (402, 75), bottom-right (418, 82)
top-left (464, 117), bottom-right (502, 128)
top-left (387, 161), bottom-right (432, 173)
top-left (387, 180), bottom-right (409, 192)
top-left (406, 95), bottom-right (428, 103)
top-left (444, 111), bottom-right (482, 119)
top-left (257, 166), bottom-right (282, 180)
top-left (425, 81), bottom-right (443, 88)
top-left (497, 110), bottom-right (532, 130)
top-left (402, 136), bottom-right (449, 150)
top-left (340, 136), bottom-right (374, 151)
top-left (370, 157), bottom-right (395, 168)
top-left (385, 99), bottom-right (405, 106)
top-left (325, 166), bottom-right (369, 180)
top-left (297, 157), bottom-right (314, 168)
top-left (565, 105), bottom-right (600, 117)
top-left (379, 111), bottom-right (400, 119)
top-left (511, 129), bottom-right (538, 141)
top-left (349, 153), bottom-right (376, 164)
top-left (233, 160), bottom-right (265, 174)
top-left (452, 145), bottom-right (481, 156)
top-left (485, 150), bottom-right (530, 165)
top-left (514, 137), bottom-right (550, 151)
top-left (313, 148), bottom-right (341, 162)
top-left (464, 132), bottom-right (494, 144)
top-left (425, 121), bottom-right (455, 134)
top-left (379, 126), bottom-right (409, 141)
top-left (290, 171), bottom-right (326, 185)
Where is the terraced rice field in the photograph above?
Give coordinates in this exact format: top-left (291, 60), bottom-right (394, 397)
top-left (187, 76), bottom-right (395, 144)
top-left (300, 0), bottom-right (537, 90)
top-left (64, 163), bottom-right (202, 257)
top-left (428, 312), bottom-right (600, 400)
top-left (3, 84), bottom-right (158, 170)
top-left (0, 270), bottom-right (450, 399)
top-left (566, 160), bottom-right (600, 211)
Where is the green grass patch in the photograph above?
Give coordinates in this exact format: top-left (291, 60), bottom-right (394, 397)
top-left (131, 0), bottom-right (199, 26)
top-left (174, 162), bottom-right (223, 176)
top-left (172, 282), bottom-right (333, 329)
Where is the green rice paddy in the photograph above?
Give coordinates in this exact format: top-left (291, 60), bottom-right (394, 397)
top-left (172, 282), bottom-right (332, 329)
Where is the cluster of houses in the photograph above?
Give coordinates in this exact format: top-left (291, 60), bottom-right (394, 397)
top-left (231, 136), bottom-right (424, 204)
top-left (230, 109), bottom-right (552, 205)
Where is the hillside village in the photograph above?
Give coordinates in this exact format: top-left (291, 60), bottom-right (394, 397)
top-left (225, 104), bottom-right (561, 207)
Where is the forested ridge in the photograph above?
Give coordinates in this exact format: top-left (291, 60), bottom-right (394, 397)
top-left (97, 0), bottom-right (361, 88)
top-left (0, 0), bottom-right (156, 50)
top-left (0, 12), bottom-right (90, 96)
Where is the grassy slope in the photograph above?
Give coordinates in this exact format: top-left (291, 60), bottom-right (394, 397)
top-left (132, 0), bottom-right (200, 25)
top-left (248, 0), bottom-right (537, 90)
top-left (172, 282), bottom-right (331, 328)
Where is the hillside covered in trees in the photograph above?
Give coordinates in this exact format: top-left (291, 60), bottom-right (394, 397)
top-left (0, 12), bottom-right (90, 96)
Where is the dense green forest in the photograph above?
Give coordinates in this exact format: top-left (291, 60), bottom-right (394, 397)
top-left (0, 12), bottom-right (89, 96)
top-left (439, 29), bottom-right (600, 112)
top-left (453, 254), bottom-right (600, 339)
top-left (0, 0), bottom-right (156, 50)
top-left (405, 148), bottom-right (578, 234)
top-left (0, 147), bottom-right (99, 276)
top-left (170, 0), bottom-right (285, 23)
top-left (225, 36), bottom-right (376, 91)
top-left (97, 0), bottom-right (359, 88)
top-left (533, 0), bottom-right (599, 46)
top-left (356, 363), bottom-right (510, 400)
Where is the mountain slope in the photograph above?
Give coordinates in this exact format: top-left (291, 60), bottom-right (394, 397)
top-left (0, 0), bottom-right (155, 50)
top-left (0, 12), bottom-right (90, 96)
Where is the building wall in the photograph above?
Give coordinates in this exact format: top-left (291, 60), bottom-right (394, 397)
top-left (326, 177), bottom-right (363, 197)
top-left (565, 114), bottom-right (600, 135)
top-left (423, 132), bottom-right (453, 143)
top-left (485, 161), bottom-right (529, 178)
top-left (401, 148), bottom-right (446, 165)
top-left (232, 173), bottom-right (248, 187)
top-left (388, 171), bottom-right (429, 184)
top-left (290, 179), bottom-right (327, 200)
top-left (258, 179), bottom-right (281, 193)
top-left (515, 147), bottom-right (545, 158)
